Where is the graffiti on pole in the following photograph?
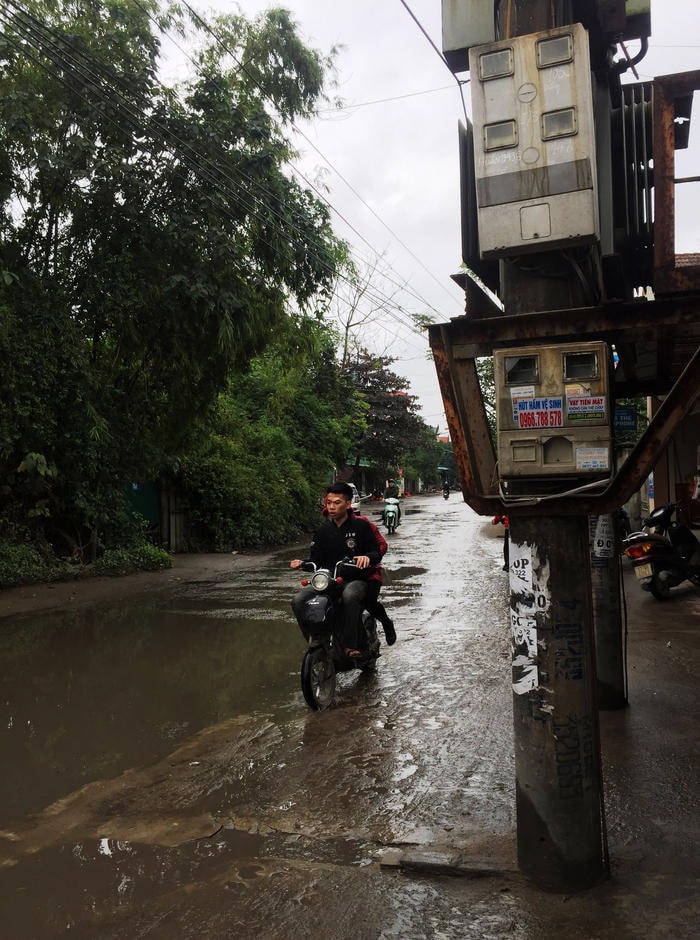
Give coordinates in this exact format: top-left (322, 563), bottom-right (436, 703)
top-left (509, 541), bottom-right (551, 694)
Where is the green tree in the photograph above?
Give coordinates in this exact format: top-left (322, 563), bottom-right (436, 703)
top-left (476, 356), bottom-right (497, 444)
top-left (176, 313), bottom-right (360, 549)
top-left (0, 1), bottom-right (343, 555)
top-left (344, 352), bottom-right (426, 478)
top-left (402, 422), bottom-right (447, 488)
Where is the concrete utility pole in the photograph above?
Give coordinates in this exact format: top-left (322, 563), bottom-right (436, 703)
top-left (442, 0), bottom-right (616, 890)
top-left (506, 433), bottom-right (608, 882)
top-left (510, 516), bottom-right (604, 887)
top-left (496, 0), bottom-right (608, 891)
top-left (436, 0), bottom-right (700, 890)
top-left (436, 0), bottom-right (700, 892)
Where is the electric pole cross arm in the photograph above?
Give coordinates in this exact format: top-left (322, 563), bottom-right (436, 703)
top-left (428, 301), bottom-right (700, 517)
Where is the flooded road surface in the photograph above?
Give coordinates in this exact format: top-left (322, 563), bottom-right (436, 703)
top-left (1, 495), bottom-right (698, 938)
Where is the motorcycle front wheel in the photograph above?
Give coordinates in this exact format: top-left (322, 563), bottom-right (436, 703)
top-left (301, 647), bottom-right (336, 710)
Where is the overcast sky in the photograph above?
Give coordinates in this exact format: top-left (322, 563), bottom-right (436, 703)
top-left (191, 1), bottom-right (699, 431)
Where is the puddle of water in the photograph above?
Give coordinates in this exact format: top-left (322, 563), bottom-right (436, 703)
top-left (1, 826), bottom-right (267, 937)
top-left (0, 593), bottom-right (303, 825)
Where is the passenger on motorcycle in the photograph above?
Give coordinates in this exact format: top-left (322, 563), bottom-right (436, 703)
top-left (290, 482), bottom-right (392, 655)
top-left (318, 488), bottom-right (396, 646)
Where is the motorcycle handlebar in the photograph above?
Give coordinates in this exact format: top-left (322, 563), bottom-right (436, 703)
top-left (299, 557), bottom-right (359, 575)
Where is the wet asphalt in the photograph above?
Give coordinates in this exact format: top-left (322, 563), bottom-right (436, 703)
top-left (0, 494), bottom-right (698, 938)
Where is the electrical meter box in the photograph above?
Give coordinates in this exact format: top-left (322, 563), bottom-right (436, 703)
top-left (468, 23), bottom-right (599, 258)
top-left (494, 342), bottom-right (612, 491)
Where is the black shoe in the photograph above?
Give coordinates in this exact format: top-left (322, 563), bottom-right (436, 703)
top-left (383, 619), bottom-right (396, 646)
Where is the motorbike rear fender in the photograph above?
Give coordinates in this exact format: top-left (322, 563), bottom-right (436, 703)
top-left (626, 531), bottom-right (700, 573)
top-left (625, 532), bottom-right (675, 558)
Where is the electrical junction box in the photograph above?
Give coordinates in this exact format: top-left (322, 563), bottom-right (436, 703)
top-left (494, 341), bottom-right (612, 488)
top-left (590, 1), bottom-right (652, 41)
top-left (622, 0), bottom-right (652, 40)
top-left (442, 2), bottom-right (651, 74)
top-left (468, 23), bottom-right (599, 258)
top-left (441, 0), bottom-right (496, 73)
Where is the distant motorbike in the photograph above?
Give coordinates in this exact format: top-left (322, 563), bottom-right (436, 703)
top-left (442, 484), bottom-right (450, 500)
top-left (382, 497), bottom-right (400, 533)
top-left (623, 502), bottom-right (700, 600)
top-left (295, 559), bottom-right (380, 710)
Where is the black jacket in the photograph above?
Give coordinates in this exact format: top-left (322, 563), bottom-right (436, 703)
top-left (309, 515), bottom-right (382, 573)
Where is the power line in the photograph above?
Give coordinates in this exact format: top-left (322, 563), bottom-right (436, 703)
top-left (164, 6), bottom-right (457, 359)
top-left (316, 83), bottom-right (455, 113)
top-left (131, 0), bottom-right (450, 334)
top-left (175, 1), bottom-right (456, 315)
top-left (1, 1), bottom-right (441, 363)
top-left (0, 2), bottom-right (403, 329)
top-left (397, 0), bottom-right (470, 124)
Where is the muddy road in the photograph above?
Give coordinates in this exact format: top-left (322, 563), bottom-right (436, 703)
top-left (1, 494), bottom-right (698, 938)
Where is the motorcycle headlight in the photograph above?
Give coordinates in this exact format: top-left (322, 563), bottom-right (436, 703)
top-left (311, 571), bottom-right (331, 591)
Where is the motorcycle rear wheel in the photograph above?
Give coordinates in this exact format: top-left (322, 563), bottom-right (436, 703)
top-left (301, 647), bottom-right (336, 710)
top-left (649, 575), bottom-right (672, 600)
top-left (387, 518), bottom-right (396, 533)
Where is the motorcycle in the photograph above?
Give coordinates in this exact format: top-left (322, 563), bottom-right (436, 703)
top-left (382, 497), bottom-right (400, 533)
top-left (295, 558), bottom-right (380, 710)
top-left (623, 501), bottom-right (700, 600)
top-left (442, 484), bottom-right (450, 500)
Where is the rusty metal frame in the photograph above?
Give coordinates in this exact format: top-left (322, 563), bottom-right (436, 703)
top-left (653, 70), bottom-right (700, 294)
top-left (430, 316), bottom-right (700, 516)
top-left (431, 325), bottom-right (498, 508)
top-left (438, 294), bottom-right (700, 392)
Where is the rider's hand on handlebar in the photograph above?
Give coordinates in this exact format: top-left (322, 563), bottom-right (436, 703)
top-left (290, 559), bottom-right (302, 570)
top-left (353, 555), bottom-right (370, 569)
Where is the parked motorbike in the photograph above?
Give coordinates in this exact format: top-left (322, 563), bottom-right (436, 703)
top-left (295, 558), bottom-right (380, 710)
top-left (382, 497), bottom-right (400, 533)
top-left (623, 501), bottom-right (700, 600)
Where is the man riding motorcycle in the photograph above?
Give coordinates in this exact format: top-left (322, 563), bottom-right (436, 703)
top-left (383, 478), bottom-right (401, 527)
top-left (318, 486), bottom-right (395, 644)
top-left (290, 482), bottom-right (395, 654)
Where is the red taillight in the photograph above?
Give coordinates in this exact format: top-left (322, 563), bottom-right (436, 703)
top-left (300, 578), bottom-right (309, 586)
top-left (624, 542), bottom-right (654, 559)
